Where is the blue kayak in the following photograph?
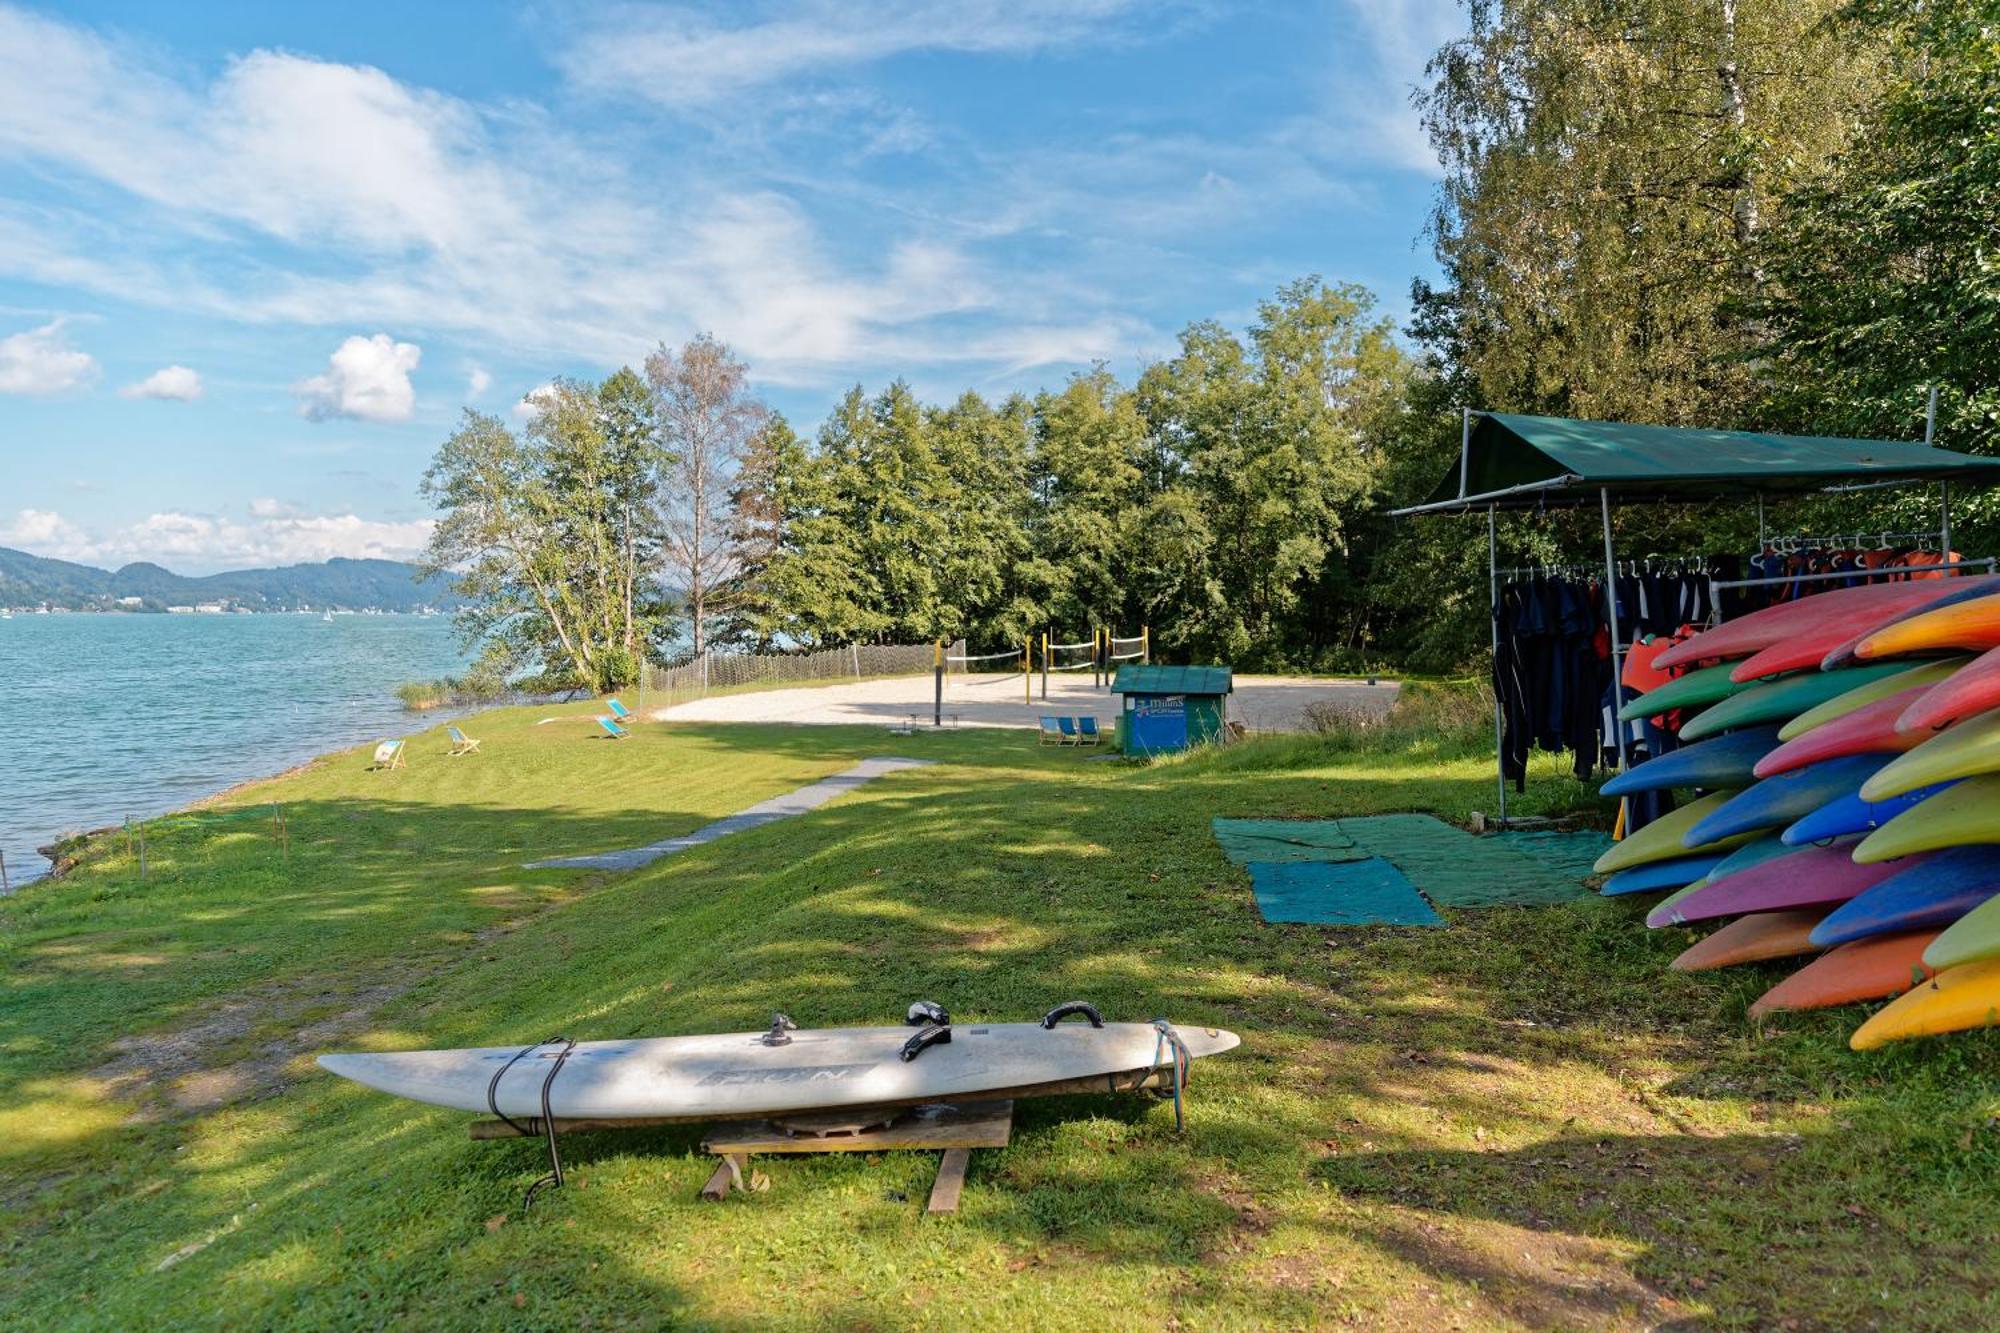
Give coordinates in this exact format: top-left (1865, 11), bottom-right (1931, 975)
top-left (1808, 845), bottom-right (2000, 946)
top-left (1600, 853), bottom-right (1731, 897)
top-left (1781, 780), bottom-right (1959, 846)
top-left (1682, 753), bottom-right (1892, 848)
top-left (1601, 727), bottom-right (1784, 798)
top-left (1698, 834), bottom-right (1796, 885)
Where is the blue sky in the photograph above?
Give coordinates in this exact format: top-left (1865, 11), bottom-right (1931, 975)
top-left (0, 0), bottom-right (1455, 573)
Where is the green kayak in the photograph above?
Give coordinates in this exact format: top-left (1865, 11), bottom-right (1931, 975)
top-left (1678, 664), bottom-right (1915, 742)
top-left (1924, 892), bottom-right (2000, 971)
top-left (1617, 662), bottom-right (1756, 723)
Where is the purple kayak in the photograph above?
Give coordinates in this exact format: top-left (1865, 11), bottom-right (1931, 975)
top-left (1645, 842), bottom-right (1928, 927)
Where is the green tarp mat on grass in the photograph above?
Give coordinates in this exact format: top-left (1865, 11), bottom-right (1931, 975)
top-left (1494, 828), bottom-right (1617, 882)
top-left (1246, 859), bottom-right (1444, 926)
top-left (1213, 815), bottom-right (1595, 913)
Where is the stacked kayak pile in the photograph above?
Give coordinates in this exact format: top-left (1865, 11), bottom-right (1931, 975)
top-left (1592, 576), bottom-right (2000, 1050)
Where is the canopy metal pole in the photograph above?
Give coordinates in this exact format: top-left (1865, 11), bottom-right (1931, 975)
top-left (1488, 502), bottom-right (1507, 824)
top-left (1600, 488), bottom-right (1630, 775)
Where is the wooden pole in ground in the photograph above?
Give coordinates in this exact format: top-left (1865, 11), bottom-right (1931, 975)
top-left (933, 640), bottom-right (943, 728)
top-left (0, 847), bottom-right (9, 895)
top-left (1024, 636), bottom-right (1031, 705)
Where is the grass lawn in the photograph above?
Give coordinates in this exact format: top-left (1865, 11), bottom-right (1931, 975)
top-left (4, 688), bottom-right (1999, 1329)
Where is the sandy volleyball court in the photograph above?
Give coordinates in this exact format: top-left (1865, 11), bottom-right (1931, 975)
top-left (649, 671), bottom-right (1400, 732)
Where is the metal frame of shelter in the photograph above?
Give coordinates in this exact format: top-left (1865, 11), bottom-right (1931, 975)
top-left (1389, 404), bottom-right (2000, 826)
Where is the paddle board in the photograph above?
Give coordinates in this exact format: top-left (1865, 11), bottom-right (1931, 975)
top-left (1863, 708), bottom-right (2000, 800)
top-left (1899, 644), bottom-right (2000, 733)
top-left (319, 1018), bottom-right (1241, 1120)
top-left (1593, 792), bottom-right (1753, 876)
top-left (1653, 582), bottom-right (1992, 673)
top-left (1751, 688), bottom-right (1933, 778)
top-left (1682, 755), bottom-right (1890, 848)
top-left (1669, 909), bottom-right (1829, 972)
top-left (1853, 775), bottom-right (2000, 863)
top-left (1599, 728), bottom-right (1782, 798)
top-left (1600, 853), bottom-right (1730, 897)
top-left (1780, 781), bottom-right (1955, 846)
top-left (1855, 586), bottom-right (2000, 660)
top-left (1849, 957), bottom-right (2000, 1049)
top-left (1646, 842), bottom-right (1917, 927)
top-left (1615, 662), bottom-right (1755, 723)
top-left (1808, 845), bottom-right (2000, 946)
top-left (1923, 892), bottom-right (2000, 971)
top-left (1749, 931), bottom-right (1938, 1016)
top-left (1778, 659), bottom-right (1966, 740)
top-left (1680, 670), bottom-right (1906, 741)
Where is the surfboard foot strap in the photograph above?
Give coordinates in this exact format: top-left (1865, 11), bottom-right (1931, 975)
top-left (1148, 1019), bottom-right (1193, 1131)
top-left (486, 1036), bottom-right (577, 1209)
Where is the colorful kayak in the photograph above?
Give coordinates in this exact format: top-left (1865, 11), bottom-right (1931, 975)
top-left (1863, 708), bottom-right (2000, 800)
top-left (1899, 644), bottom-right (2000, 733)
top-left (1782, 781), bottom-right (1955, 846)
top-left (1682, 755), bottom-right (1891, 848)
top-left (1849, 957), bottom-right (2000, 1049)
top-left (1647, 842), bottom-right (1920, 927)
top-left (1679, 669), bottom-right (1907, 742)
top-left (1615, 662), bottom-right (1756, 723)
top-left (1750, 931), bottom-right (1938, 1017)
top-left (1698, 833), bottom-right (1796, 884)
top-left (1751, 688), bottom-right (1933, 778)
top-left (1778, 659), bottom-right (1966, 741)
top-left (1853, 775), bottom-right (2000, 863)
top-left (1924, 892), bottom-right (2000, 971)
top-left (1855, 585), bottom-right (2000, 660)
top-left (1808, 846), bottom-right (2000, 946)
top-left (1599, 728), bottom-right (1782, 797)
top-left (1594, 792), bottom-right (1752, 876)
top-left (1600, 853), bottom-right (1731, 897)
top-left (1733, 630), bottom-right (1938, 685)
top-left (1819, 581), bottom-right (2000, 670)
top-left (1653, 582), bottom-right (1996, 673)
top-left (1669, 909), bottom-right (1829, 972)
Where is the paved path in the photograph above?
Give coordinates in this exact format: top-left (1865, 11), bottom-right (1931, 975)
top-left (525, 757), bottom-right (933, 872)
top-left (653, 672), bottom-right (1399, 732)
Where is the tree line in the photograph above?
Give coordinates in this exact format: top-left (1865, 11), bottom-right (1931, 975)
top-left (425, 0), bottom-right (1995, 684)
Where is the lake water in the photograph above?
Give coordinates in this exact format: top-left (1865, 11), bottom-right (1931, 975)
top-left (0, 613), bottom-right (468, 888)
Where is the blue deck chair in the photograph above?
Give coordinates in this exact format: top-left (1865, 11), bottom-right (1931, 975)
top-left (1056, 717), bottom-right (1081, 745)
top-left (368, 739), bottom-right (406, 770)
top-left (595, 715), bottom-right (629, 740)
top-left (447, 725), bottom-right (481, 756)
top-left (1077, 716), bottom-right (1103, 746)
top-left (606, 698), bottom-right (635, 725)
top-left (1038, 716), bottom-right (1065, 746)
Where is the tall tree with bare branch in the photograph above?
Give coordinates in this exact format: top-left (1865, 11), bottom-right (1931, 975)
top-left (645, 335), bottom-right (768, 661)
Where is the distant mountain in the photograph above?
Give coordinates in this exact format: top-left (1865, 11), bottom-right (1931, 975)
top-left (0, 548), bottom-right (461, 612)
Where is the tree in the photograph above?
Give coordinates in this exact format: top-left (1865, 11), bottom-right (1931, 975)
top-left (646, 335), bottom-right (769, 661)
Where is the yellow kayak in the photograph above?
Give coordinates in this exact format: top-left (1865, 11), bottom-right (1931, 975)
top-left (1861, 709), bottom-right (2000, 801)
top-left (1856, 591), bottom-right (2000, 659)
top-left (1850, 957), bottom-right (2000, 1050)
top-left (1778, 659), bottom-right (1966, 741)
top-left (1593, 791), bottom-right (1753, 876)
top-left (1853, 775), bottom-right (2000, 863)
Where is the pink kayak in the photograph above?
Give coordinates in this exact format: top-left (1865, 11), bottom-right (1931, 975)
top-left (1655, 581), bottom-right (2000, 674)
top-left (1900, 644), bottom-right (2000, 734)
top-left (1752, 686), bottom-right (1935, 778)
top-left (1645, 843), bottom-right (1925, 927)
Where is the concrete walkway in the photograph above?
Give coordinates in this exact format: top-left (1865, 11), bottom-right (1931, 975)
top-left (524, 756), bottom-right (933, 872)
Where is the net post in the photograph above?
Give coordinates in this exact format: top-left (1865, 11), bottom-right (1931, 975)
top-left (1024, 636), bottom-right (1032, 705)
top-left (1142, 625), bottom-right (1149, 665)
top-left (933, 640), bottom-right (943, 727)
top-left (1040, 631), bottom-right (1049, 701)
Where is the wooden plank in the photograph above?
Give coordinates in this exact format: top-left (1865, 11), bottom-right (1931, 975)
top-left (700, 1101), bottom-right (1012, 1157)
top-left (927, 1148), bottom-right (971, 1214)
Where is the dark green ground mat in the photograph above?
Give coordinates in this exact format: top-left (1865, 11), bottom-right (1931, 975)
top-left (1214, 815), bottom-right (1594, 913)
top-left (1494, 827), bottom-right (1616, 881)
top-left (1245, 858), bottom-right (1445, 926)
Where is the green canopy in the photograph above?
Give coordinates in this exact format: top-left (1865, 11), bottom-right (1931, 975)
top-left (1111, 665), bottom-right (1233, 695)
top-left (1398, 412), bottom-right (2000, 513)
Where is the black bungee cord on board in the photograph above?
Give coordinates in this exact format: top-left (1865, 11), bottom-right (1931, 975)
top-left (486, 1036), bottom-right (578, 1209)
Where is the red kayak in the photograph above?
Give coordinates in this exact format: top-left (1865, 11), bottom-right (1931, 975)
top-left (1655, 581), bottom-right (1997, 674)
top-left (1729, 578), bottom-right (2000, 683)
top-left (1751, 686), bottom-right (1934, 777)
top-left (1901, 644), bottom-right (2000, 734)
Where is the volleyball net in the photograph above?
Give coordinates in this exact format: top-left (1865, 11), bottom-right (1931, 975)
top-left (943, 644), bottom-right (1027, 683)
top-left (1106, 630), bottom-right (1148, 666)
top-left (1045, 637), bottom-right (1098, 673)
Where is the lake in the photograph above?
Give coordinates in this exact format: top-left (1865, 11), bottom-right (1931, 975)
top-left (0, 613), bottom-right (469, 888)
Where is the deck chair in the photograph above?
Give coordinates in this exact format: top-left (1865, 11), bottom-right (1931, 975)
top-left (447, 725), bottom-right (482, 756)
top-left (1038, 716), bottom-right (1065, 746)
top-left (368, 739), bottom-right (406, 771)
top-left (1076, 716), bottom-right (1103, 746)
top-left (606, 698), bottom-right (635, 725)
top-left (1056, 717), bottom-right (1081, 745)
top-left (595, 715), bottom-right (629, 740)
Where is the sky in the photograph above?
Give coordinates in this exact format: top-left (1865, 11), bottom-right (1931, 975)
top-left (0, 0), bottom-right (1457, 574)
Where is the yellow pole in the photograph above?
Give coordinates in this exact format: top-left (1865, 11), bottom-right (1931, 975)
top-left (1142, 625), bottom-right (1150, 665)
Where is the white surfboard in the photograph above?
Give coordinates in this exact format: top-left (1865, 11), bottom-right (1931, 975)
top-left (319, 1019), bottom-right (1240, 1120)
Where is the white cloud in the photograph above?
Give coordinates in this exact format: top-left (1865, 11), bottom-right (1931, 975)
top-left (0, 505), bottom-right (433, 571)
top-left (294, 333), bottom-right (421, 422)
top-left (466, 364), bottom-right (491, 397)
top-left (118, 363), bottom-right (203, 401)
top-left (512, 382), bottom-right (557, 420)
top-left (0, 319), bottom-right (98, 395)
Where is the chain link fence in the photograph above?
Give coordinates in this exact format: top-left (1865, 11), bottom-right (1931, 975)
top-left (640, 642), bottom-right (941, 709)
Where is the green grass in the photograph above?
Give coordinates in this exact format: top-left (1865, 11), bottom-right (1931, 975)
top-left (3, 689), bottom-right (1998, 1329)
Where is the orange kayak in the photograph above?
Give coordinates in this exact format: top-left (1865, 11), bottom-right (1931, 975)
top-left (1653, 582), bottom-right (1997, 673)
top-left (1855, 588), bottom-right (2000, 659)
top-left (1670, 909), bottom-right (1829, 972)
top-left (1748, 929), bottom-right (1939, 1016)
top-left (1750, 687), bottom-right (1932, 778)
top-left (1899, 643), bottom-right (2000, 733)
